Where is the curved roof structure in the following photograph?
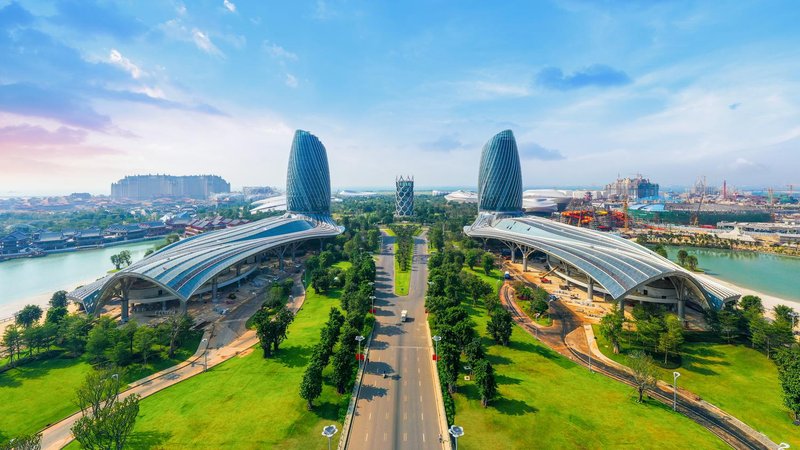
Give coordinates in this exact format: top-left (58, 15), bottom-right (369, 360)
top-left (465, 215), bottom-right (738, 308)
top-left (287, 130), bottom-right (331, 216)
top-left (478, 130), bottom-right (523, 214)
top-left (465, 129), bottom-right (739, 310)
top-left (68, 129), bottom-right (343, 314)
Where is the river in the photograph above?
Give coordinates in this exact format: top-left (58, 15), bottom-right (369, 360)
top-left (664, 245), bottom-right (800, 302)
top-left (0, 240), bottom-right (162, 318)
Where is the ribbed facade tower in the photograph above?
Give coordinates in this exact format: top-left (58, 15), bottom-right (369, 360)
top-left (286, 130), bottom-right (332, 216)
top-left (477, 130), bottom-right (523, 215)
top-left (395, 175), bottom-right (414, 217)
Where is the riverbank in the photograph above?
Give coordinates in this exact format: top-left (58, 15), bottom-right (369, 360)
top-left (0, 236), bottom-right (165, 263)
top-left (699, 272), bottom-right (797, 320)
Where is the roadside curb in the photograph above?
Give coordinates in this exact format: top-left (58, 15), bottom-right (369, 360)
top-left (425, 307), bottom-right (452, 450)
top-left (338, 324), bottom-right (374, 450)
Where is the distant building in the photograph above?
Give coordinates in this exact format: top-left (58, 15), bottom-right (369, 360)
top-left (605, 175), bottom-right (659, 201)
top-left (111, 175), bottom-right (230, 201)
top-left (395, 176), bottom-right (414, 217)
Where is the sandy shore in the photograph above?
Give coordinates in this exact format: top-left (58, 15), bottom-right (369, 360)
top-left (0, 277), bottom-right (97, 333)
top-left (699, 273), bottom-right (799, 320)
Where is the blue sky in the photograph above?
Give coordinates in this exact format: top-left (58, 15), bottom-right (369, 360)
top-left (1, 0), bottom-right (799, 195)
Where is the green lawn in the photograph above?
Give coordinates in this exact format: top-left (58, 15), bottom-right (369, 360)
top-left (594, 330), bottom-right (797, 447)
top-left (0, 334), bottom-right (200, 441)
top-left (447, 269), bottom-right (726, 449)
top-left (118, 285), bottom-right (349, 449)
top-left (392, 237), bottom-right (411, 297)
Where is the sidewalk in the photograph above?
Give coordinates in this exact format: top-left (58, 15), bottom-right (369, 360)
top-left (40, 275), bottom-right (306, 450)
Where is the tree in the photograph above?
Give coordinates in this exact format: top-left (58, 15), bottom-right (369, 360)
top-left (299, 360), bottom-right (323, 410)
top-left (658, 314), bottom-right (685, 363)
top-left (272, 307), bottom-right (295, 352)
top-left (75, 368), bottom-right (123, 420)
top-left (773, 304), bottom-right (796, 324)
top-left (134, 326), bottom-right (157, 366)
top-left (775, 348), bottom-right (800, 421)
top-left (473, 358), bottom-right (498, 407)
top-left (331, 343), bottom-right (356, 394)
top-left (685, 255), bottom-right (699, 271)
top-left (1, 432), bottom-right (42, 450)
top-left (110, 254), bottom-right (122, 270)
top-left (487, 307), bottom-right (513, 346)
top-left (740, 295), bottom-right (764, 315)
top-left (629, 351), bottom-right (658, 403)
top-left (677, 249), bottom-right (688, 266)
top-left (481, 253), bottom-right (495, 275)
top-left (465, 274), bottom-right (492, 304)
top-left (45, 306), bottom-right (68, 324)
top-left (438, 341), bottom-right (460, 394)
top-left (15, 304), bottom-right (43, 328)
top-left (653, 244), bottom-right (668, 258)
top-left (599, 305), bottom-right (624, 354)
top-left (465, 249), bottom-right (482, 270)
top-left (3, 325), bottom-right (23, 367)
top-left (253, 309), bottom-right (279, 358)
top-left (50, 290), bottom-right (68, 308)
top-left (718, 308), bottom-right (742, 343)
top-left (464, 338), bottom-right (486, 366)
top-left (158, 313), bottom-right (193, 358)
top-left (72, 394), bottom-right (140, 450)
top-left (118, 250), bottom-right (132, 267)
top-left (60, 313), bottom-right (92, 356)
top-left (86, 317), bottom-right (115, 364)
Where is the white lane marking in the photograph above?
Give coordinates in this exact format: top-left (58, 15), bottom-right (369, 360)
top-left (404, 433), bottom-right (408, 442)
top-left (368, 412), bottom-right (372, 421)
top-left (418, 367), bottom-right (421, 374)
top-left (404, 412), bottom-right (407, 421)
top-left (419, 380), bottom-right (422, 387)
top-left (385, 412), bottom-right (389, 420)
top-left (423, 433), bottom-right (426, 443)
top-left (420, 395), bottom-right (423, 403)
top-left (384, 433), bottom-right (387, 442)
top-left (421, 413), bottom-right (424, 421)
top-left (365, 433), bottom-right (369, 442)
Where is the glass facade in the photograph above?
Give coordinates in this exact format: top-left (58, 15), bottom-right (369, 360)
top-left (478, 130), bottom-right (523, 214)
top-left (395, 176), bottom-right (414, 217)
top-left (286, 130), bottom-right (332, 216)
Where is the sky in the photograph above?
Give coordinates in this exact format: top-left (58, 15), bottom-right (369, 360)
top-left (1, 0), bottom-right (799, 196)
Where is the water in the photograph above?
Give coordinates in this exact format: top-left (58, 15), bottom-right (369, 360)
top-left (0, 240), bottom-right (162, 317)
top-left (664, 246), bottom-right (800, 302)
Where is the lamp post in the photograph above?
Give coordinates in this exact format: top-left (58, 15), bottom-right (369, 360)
top-left (321, 424), bottom-right (338, 450)
top-left (449, 425), bottom-right (464, 450)
top-left (673, 371), bottom-right (681, 411)
top-left (778, 443), bottom-right (790, 450)
top-left (370, 295), bottom-right (376, 314)
top-left (355, 335), bottom-right (365, 367)
top-left (432, 335), bottom-right (441, 363)
top-left (201, 338), bottom-right (209, 372)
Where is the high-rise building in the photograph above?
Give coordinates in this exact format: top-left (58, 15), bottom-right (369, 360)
top-left (286, 130), bottom-right (331, 216)
top-left (395, 176), bottom-right (414, 217)
top-left (111, 175), bottom-right (230, 200)
top-left (605, 175), bottom-right (659, 200)
top-left (478, 130), bottom-right (523, 215)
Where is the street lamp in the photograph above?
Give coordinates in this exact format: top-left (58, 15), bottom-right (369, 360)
top-left (778, 443), bottom-right (790, 450)
top-left (370, 295), bottom-right (376, 314)
top-left (355, 335), bottom-right (365, 367)
top-left (432, 335), bottom-right (441, 363)
top-left (673, 371), bottom-right (681, 411)
top-left (201, 338), bottom-right (209, 372)
top-left (321, 424), bottom-right (338, 450)
top-left (449, 425), bottom-right (464, 450)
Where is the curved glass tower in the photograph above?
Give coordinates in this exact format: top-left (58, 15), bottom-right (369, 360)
top-left (478, 129), bottom-right (523, 214)
top-left (286, 130), bottom-right (331, 216)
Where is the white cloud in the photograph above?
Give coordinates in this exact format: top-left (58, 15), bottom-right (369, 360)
top-left (176, 3), bottom-right (186, 15)
top-left (192, 29), bottom-right (224, 57)
top-left (264, 42), bottom-right (298, 61)
top-left (108, 49), bottom-right (143, 79)
top-left (285, 73), bottom-right (298, 88)
top-left (223, 0), bottom-right (236, 13)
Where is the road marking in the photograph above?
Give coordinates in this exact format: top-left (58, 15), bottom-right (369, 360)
top-left (418, 380), bottom-right (421, 387)
top-left (385, 412), bottom-right (389, 420)
top-left (418, 367), bottom-right (420, 374)
top-left (384, 433), bottom-right (387, 442)
top-left (423, 433), bottom-right (426, 443)
top-left (420, 395), bottom-right (423, 403)
top-left (404, 412), bottom-right (407, 421)
top-left (421, 412), bottom-right (424, 421)
top-left (404, 433), bottom-right (408, 442)
top-left (368, 412), bottom-right (372, 421)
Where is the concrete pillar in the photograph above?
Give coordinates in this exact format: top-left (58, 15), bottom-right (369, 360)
top-left (180, 300), bottom-right (187, 315)
top-left (522, 253), bottom-right (529, 272)
top-left (162, 300), bottom-right (167, 311)
top-left (121, 282), bottom-right (129, 323)
top-left (587, 278), bottom-right (594, 301)
top-left (212, 277), bottom-right (218, 303)
top-left (678, 299), bottom-right (685, 321)
top-left (236, 264), bottom-right (241, 276)
top-left (618, 298), bottom-right (625, 319)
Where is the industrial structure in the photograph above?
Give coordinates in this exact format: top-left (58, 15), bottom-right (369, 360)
top-left (111, 175), bottom-right (230, 201)
top-left (464, 130), bottom-right (739, 319)
top-left (69, 130), bottom-right (343, 319)
top-left (395, 175), bottom-right (414, 217)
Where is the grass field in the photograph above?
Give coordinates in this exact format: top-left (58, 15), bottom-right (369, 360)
top-left (0, 333), bottom-right (200, 441)
top-left (594, 329), bottom-right (797, 447)
top-left (119, 284), bottom-right (349, 449)
top-left (449, 269), bottom-right (726, 449)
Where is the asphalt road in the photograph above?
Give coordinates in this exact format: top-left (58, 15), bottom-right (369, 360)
top-left (347, 232), bottom-right (445, 449)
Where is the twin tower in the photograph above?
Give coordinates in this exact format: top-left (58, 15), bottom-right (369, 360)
top-left (284, 128), bottom-right (523, 217)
